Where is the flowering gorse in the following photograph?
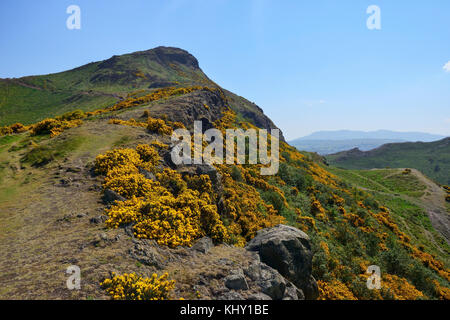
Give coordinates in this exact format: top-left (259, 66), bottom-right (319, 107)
top-left (101, 272), bottom-right (175, 300)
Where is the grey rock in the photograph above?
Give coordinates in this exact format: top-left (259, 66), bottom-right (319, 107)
top-left (89, 215), bottom-right (108, 224)
top-left (129, 242), bottom-right (166, 269)
top-left (246, 224), bottom-right (318, 300)
top-left (224, 270), bottom-right (249, 290)
top-left (257, 263), bottom-right (286, 300)
top-left (244, 262), bottom-right (262, 281)
top-left (138, 167), bottom-right (156, 181)
top-left (103, 189), bottom-right (126, 204)
top-left (218, 291), bottom-right (244, 300)
top-left (247, 293), bottom-right (272, 300)
top-left (191, 237), bottom-right (214, 254)
top-left (283, 282), bottom-right (304, 300)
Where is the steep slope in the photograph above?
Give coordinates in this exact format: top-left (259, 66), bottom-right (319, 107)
top-left (328, 167), bottom-right (450, 245)
top-left (0, 48), bottom-right (448, 300)
top-left (326, 138), bottom-right (450, 185)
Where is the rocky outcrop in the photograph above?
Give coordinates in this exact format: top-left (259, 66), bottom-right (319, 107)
top-left (102, 188), bottom-right (126, 204)
top-left (246, 224), bottom-right (318, 300)
top-left (126, 235), bottom-right (308, 300)
top-left (220, 258), bottom-right (305, 300)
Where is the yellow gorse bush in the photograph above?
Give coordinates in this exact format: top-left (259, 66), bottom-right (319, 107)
top-left (318, 280), bottom-right (357, 300)
top-left (0, 122), bottom-right (29, 136)
top-left (95, 144), bottom-right (229, 247)
top-left (101, 272), bottom-right (175, 300)
top-left (109, 115), bottom-right (185, 136)
top-left (94, 148), bottom-right (144, 176)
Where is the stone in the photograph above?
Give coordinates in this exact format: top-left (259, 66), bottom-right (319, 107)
top-left (129, 241), bottom-right (167, 269)
top-left (247, 293), bottom-right (272, 300)
top-left (89, 215), bottom-right (108, 224)
top-left (191, 237), bottom-right (214, 254)
top-left (283, 282), bottom-right (305, 300)
top-left (103, 189), bottom-right (126, 204)
top-left (224, 270), bottom-right (249, 290)
top-left (257, 263), bottom-right (286, 300)
top-left (246, 224), bottom-right (318, 300)
top-left (138, 167), bottom-right (156, 181)
top-left (218, 291), bottom-right (244, 300)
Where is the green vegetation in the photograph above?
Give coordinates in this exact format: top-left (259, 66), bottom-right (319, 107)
top-left (327, 138), bottom-right (450, 185)
top-left (21, 136), bottom-right (86, 166)
top-left (0, 47), bottom-right (211, 126)
top-left (330, 168), bottom-right (427, 198)
top-left (328, 167), bottom-right (449, 266)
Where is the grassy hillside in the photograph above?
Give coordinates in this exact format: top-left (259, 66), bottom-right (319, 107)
top-left (326, 138), bottom-right (450, 185)
top-left (0, 47), bottom-right (282, 140)
top-left (328, 167), bottom-right (450, 249)
top-left (0, 47), bottom-right (448, 300)
top-left (0, 47), bottom-right (210, 126)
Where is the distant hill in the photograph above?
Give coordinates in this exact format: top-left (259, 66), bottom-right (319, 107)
top-left (289, 138), bottom-right (407, 155)
top-left (326, 137), bottom-right (450, 185)
top-left (289, 130), bottom-right (445, 155)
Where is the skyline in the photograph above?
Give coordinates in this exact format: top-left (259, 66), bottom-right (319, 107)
top-left (1, 0), bottom-right (449, 139)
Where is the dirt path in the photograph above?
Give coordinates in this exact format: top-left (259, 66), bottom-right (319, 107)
top-left (343, 168), bottom-right (450, 245)
top-left (409, 169), bottom-right (450, 243)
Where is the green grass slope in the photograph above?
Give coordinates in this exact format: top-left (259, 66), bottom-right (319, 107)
top-left (0, 47), bottom-right (210, 126)
top-left (326, 138), bottom-right (450, 185)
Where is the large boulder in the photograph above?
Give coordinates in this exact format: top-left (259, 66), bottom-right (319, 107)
top-left (246, 224), bottom-right (318, 300)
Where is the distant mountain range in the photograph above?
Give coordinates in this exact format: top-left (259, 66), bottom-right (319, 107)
top-left (326, 137), bottom-right (450, 185)
top-left (289, 130), bottom-right (446, 155)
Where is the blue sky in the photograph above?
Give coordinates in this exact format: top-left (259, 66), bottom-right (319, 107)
top-left (1, 0), bottom-right (449, 139)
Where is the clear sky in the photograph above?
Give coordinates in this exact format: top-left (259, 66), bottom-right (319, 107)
top-left (1, 0), bottom-right (449, 139)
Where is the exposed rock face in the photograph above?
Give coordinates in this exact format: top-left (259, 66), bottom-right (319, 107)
top-left (191, 237), bottom-right (214, 254)
top-left (126, 235), bottom-right (307, 300)
top-left (224, 270), bottom-right (249, 290)
top-left (246, 224), bottom-right (318, 300)
top-left (219, 259), bottom-right (304, 300)
top-left (102, 188), bottom-right (126, 204)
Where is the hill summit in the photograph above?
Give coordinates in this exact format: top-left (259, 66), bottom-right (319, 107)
top-left (0, 46), bottom-right (282, 140)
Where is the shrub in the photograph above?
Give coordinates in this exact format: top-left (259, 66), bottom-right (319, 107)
top-left (135, 144), bottom-right (159, 167)
top-left (261, 190), bottom-right (286, 213)
top-left (94, 148), bottom-right (142, 175)
top-left (104, 172), bottom-right (155, 198)
top-left (101, 272), bottom-right (175, 300)
top-left (58, 110), bottom-right (86, 121)
top-left (31, 118), bottom-right (83, 137)
top-left (317, 280), bottom-right (357, 300)
top-left (230, 166), bottom-right (243, 181)
top-left (147, 117), bottom-right (173, 135)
